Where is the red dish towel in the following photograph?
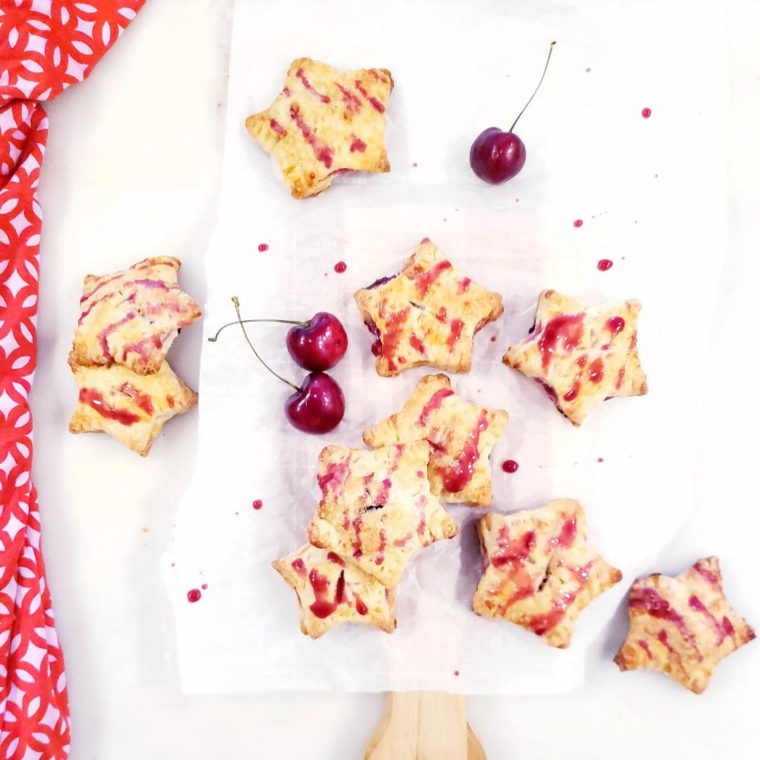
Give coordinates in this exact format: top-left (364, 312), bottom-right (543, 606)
top-left (0, 3), bottom-right (143, 757)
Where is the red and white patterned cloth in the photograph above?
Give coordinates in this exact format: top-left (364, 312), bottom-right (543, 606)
top-left (1, 2), bottom-right (143, 757)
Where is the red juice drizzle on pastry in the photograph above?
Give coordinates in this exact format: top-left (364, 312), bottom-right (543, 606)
top-left (630, 587), bottom-right (701, 658)
top-left (447, 319), bottom-right (464, 348)
top-left (458, 277), bottom-right (471, 293)
top-left (689, 595), bottom-right (729, 644)
top-left (606, 316), bottom-right (625, 334)
top-left (693, 561), bottom-right (719, 586)
top-left (289, 104), bottom-right (334, 168)
top-left (441, 411), bottom-right (488, 492)
top-left (588, 357), bottom-right (604, 384)
top-left (355, 597), bottom-right (368, 615)
top-left (79, 388), bottom-right (140, 426)
top-left (637, 639), bottom-right (653, 660)
top-left (97, 311), bottom-right (137, 361)
top-left (379, 308), bottom-right (410, 371)
top-left (350, 136), bottom-right (367, 152)
top-left (527, 591), bottom-right (578, 635)
top-left (336, 83), bottom-right (362, 112)
top-left (354, 80), bottom-right (385, 112)
top-left (308, 568), bottom-right (339, 619)
top-left (537, 313), bottom-right (584, 370)
top-left (492, 528), bottom-right (536, 567)
top-left (118, 383), bottom-right (154, 414)
top-left (412, 260), bottom-right (452, 296)
top-left (269, 118), bottom-right (287, 137)
top-left (417, 388), bottom-right (454, 426)
top-left (409, 334), bottom-right (426, 355)
top-left (291, 558), bottom-right (307, 576)
top-left (295, 68), bottom-right (331, 103)
top-left (317, 459), bottom-right (350, 495)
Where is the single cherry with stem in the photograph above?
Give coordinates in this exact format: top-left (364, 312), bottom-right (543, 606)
top-left (470, 41), bottom-right (556, 184)
top-left (214, 297), bottom-right (345, 434)
top-left (209, 311), bottom-right (347, 371)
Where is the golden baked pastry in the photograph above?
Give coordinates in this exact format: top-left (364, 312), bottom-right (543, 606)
top-left (363, 374), bottom-right (507, 506)
top-left (273, 544), bottom-right (396, 638)
top-left (614, 557), bottom-right (755, 693)
top-left (355, 239), bottom-right (503, 377)
top-left (503, 289), bottom-right (647, 425)
top-left (70, 256), bottom-right (202, 375)
top-left (307, 441), bottom-right (459, 588)
top-left (245, 57), bottom-right (393, 199)
top-left (69, 361), bottom-right (197, 456)
top-left (473, 499), bottom-right (622, 648)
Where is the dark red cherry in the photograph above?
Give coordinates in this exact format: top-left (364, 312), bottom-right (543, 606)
top-left (285, 372), bottom-right (345, 434)
top-left (286, 312), bottom-right (348, 371)
top-left (470, 129), bottom-right (526, 184)
top-left (211, 298), bottom-right (346, 435)
top-left (469, 41), bottom-right (555, 185)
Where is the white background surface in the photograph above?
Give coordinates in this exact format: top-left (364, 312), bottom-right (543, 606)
top-left (170, 0), bottom-right (727, 699)
top-left (30, 0), bottom-right (760, 757)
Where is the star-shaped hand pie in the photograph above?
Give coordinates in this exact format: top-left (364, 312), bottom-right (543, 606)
top-left (70, 256), bottom-right (202, 375)
top-left (245, 57), bottom-right (393, 199)
top-left (363, 374), bottom-right (507, 506)
top-left (355, 239), bottom-right (503, 377)
top-left (307, 441), bottom-right (459, 588)
top-left (473, 499), bottom-right (622, 648)
top-left (69, 361), bottom-right (197, 456)
top-left (503, 289), bottom-right (647, 425)
top-left (273, 544), bottom-right (396, 639)
top-left (614, 557), bottom-right (755, 693)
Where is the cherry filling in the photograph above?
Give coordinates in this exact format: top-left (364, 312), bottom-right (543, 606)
top-left (364, 319), bottom-right (382, 356)
top-left (366, 274), bottom-right (398, 290)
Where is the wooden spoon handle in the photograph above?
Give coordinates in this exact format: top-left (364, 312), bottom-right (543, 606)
top-left (364, 692), bottom-right (486, 760)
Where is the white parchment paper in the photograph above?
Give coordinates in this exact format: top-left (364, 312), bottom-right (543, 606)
top-left (164, 0), bottom-right (727, 694)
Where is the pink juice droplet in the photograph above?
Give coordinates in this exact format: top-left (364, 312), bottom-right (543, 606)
top-left (502, 459), bottom-right (519, 474)
top-left (187, 589), bottom-right (201, 603)
top-left (258, 243), bottom-right (269, 252)
top-left (334, 261), bottom-right (347, 273)
top-left (641, 107), bottom-right (652, 118)
top-left (573, 219), bottom-right (583, 228)
top-left (597, 259), bottom-right (613, 271)
top-left (252, 499), bottom-right (263, 510)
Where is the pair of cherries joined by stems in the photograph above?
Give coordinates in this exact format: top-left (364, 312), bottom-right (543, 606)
top-left (209, 299), bottom-right (347, 433)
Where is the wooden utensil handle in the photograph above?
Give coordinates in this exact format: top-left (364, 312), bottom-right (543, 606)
top-left (364, 692), bottom-right (486, 760)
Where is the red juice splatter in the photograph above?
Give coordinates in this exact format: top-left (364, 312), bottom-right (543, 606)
top-left (642, 107), bottom-right (652, 118)
top-left (334, 261), bottom-right (347, 273)
top-left (597, 259), bottom-right (613, 271)
top-left (502, 460), bottom-right (519, 474)
top-left (573, 219), bottom-right (584, 228)
top-left (252, 499), bottom-right (263, 510)
top-left (258, 243), bottom-right (269, 252)
top-left (187, 589), bottom-right (201, 603)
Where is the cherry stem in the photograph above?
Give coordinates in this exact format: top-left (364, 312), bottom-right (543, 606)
top-left (226, 297), bottom-right (299, 391)
top-left (509, 41), bottom-right (556, 133)
top-left (208, 317), bottom-right (308, 343)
